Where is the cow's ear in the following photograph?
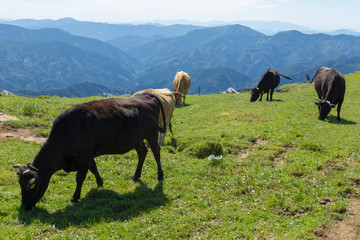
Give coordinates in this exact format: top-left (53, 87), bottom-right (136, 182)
top-left (314, 102), bottom-right (319, 105)
top-left (27, 177), bottom-right (37, 190)
top-left (330, 104), bottom-right (336, 108)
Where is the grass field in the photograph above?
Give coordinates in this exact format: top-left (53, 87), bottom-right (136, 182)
top-left (1, 72), bottom-right (360, 239)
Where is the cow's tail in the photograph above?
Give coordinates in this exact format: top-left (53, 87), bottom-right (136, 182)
top-left (169, 122), bottom-right (173, 135)
top-left (147, 93), bottom-right (167, 134)
top-left (279, 74), bottom-right (293, 80)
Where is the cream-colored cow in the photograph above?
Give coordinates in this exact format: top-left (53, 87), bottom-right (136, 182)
top-left (173, 71), bottom-right (191, 105)
top-left (133, 88), bottom-right (175, 145)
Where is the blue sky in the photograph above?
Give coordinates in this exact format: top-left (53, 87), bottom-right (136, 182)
top-left (0, 0), bottom-right (359, 31)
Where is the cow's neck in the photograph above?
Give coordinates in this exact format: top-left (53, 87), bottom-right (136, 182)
top-left (32, 142), bottom-right (63, 176)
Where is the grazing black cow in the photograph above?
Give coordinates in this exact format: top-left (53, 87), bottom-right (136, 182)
top-left (13, 93), bottom-right (166, 210)
top-left (250, 69), bottom-right (293, 102)
top-left (307, 67), bottom-right (346, 121)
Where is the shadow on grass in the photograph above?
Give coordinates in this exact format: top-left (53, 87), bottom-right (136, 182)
top-left (327, 116), bottom-right (356, 125)
top-left (175, 103), bottom-right (191, 108)
top-left (18, 181), bottom-right (168, 229)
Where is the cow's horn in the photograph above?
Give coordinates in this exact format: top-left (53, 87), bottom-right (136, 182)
top-left (13, 164), bottom-right (22, 169)
top-left (27, 163), bottom-right (39, 171)
top-left (22, 169), bottom-right (31, 175)
top-left (315, 98), bottom-right (321, 101)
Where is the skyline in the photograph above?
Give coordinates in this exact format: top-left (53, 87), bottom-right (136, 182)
top-left (0, 0), bottom-right (359, 32)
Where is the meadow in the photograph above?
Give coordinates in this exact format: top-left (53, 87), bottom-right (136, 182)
top-left (0, 72), bottom-right (360, 239)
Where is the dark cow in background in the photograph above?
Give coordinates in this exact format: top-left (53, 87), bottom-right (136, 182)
top-left (307, 67), bottom-right (346, 121)
top-left (250, 68), bottom-right (293, 102)
top-left (13, 93), bottom-right (166, 210)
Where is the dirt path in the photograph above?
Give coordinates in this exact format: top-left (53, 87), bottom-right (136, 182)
top-left (0, 113), bottom-right (47, 144)
top-left (0, 112), bottom-right (18, 121)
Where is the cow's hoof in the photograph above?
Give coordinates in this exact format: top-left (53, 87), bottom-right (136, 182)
top-left (132, 176), bottom-right (140, 182)
top-left (97, 180), bottom-right (104, 188)
top-left (70, 197), bottom-right (79, 203)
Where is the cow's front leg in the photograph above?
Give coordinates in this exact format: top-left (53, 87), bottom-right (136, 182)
top-left (259, 92), bottom-right (263, 101)
top-left (71, 168), bottom-right (89, 202)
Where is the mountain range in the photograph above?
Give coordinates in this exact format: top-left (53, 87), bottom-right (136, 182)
top-left (0, 18), bottom-right (359, 97)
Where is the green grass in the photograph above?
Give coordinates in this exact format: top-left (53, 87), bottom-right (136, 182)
top-left (1, 73), bottom-right (360, 239)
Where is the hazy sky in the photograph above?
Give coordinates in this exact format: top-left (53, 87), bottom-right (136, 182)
top-left (0, 0), bottom-right (359, 31)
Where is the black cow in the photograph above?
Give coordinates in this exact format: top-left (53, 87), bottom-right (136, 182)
top-left (13, 93), bottom-right (166, 210)
top-left (250, 69), bottom-right (293, 102)
top-left (307, 67), bottom-right (346, 121)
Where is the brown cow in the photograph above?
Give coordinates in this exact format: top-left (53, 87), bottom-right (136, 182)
top-left (173, 71), bottom-right (191, 105)
top-left (13, 93), bottom-right (166, 210)
top-left (133, 88), bottom-right (175, 145)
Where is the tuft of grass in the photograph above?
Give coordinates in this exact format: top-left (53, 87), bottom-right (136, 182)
top-left (187, 141), bottom-right (224, 159)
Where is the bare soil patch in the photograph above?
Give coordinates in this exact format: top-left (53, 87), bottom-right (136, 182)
top-left (0, 113), bottom-right (47, 144)
top-left (237, 138), bottom-right (266, 160)
top-left (0, 113), bottom-right (18, 122)
top-left (316, 196), bottom-right (360, 239)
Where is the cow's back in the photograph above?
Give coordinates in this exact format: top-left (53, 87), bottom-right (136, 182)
top-left (258, 69), bottom-right (280, 90)
top-left (48, 96), bottom-right (161, 156)
top-left (173, 71), bottom-right (191, 94)
top-left (133, 88), bottom-right (175, 127)
top-left (314, 67), bottom-right (345, 101)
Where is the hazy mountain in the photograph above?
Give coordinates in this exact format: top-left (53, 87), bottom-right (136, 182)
top-left (130, 26), bottom-right (360, 81)
top-left (1, 20), bottom-right (360, 96)
top-left (280, 55), bottom-right (360, 82)
top-left (0, 23), bottom-right (139, 72)
top-left (0, 39), bottom-right (134, 91)
top-left (107, 35), bottom-right (164, 52)
top-left (15, 81), bottom-right (127, 98)
top-left (131, 66), bottom-right (254, 95)
top-left (0, 18), bottom-right (203, 41)
top-left (128, 25), bottom-right (265, 63)
top-left (189, 67), bottom-right (254, 94)
top-left (326, 29), bottom-right (360, 36)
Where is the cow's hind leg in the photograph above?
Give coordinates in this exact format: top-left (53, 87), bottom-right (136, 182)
top-left (133, 141), bottom-right (148, 181)
top-left (148, 138), bottom-right (164, 181)
top-left (336, 98), bottom-right (344, 121)
top-left (269, 89), bottom-right (274, 101)
top-left (89, 159), bottom-right (103, 187)
top-left (71, 168), bottom-right (89, 202)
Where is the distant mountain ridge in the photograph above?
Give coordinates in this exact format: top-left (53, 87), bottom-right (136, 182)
top-left (0, 19), bottom-right (360, 97)
top-left (0, 18), bottom-right (204, 41)
top-left (15, 82), bottom-right (126, 98)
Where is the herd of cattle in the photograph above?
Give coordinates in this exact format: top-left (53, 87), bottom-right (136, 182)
top-left (13, 67), bottom-right (346, 210)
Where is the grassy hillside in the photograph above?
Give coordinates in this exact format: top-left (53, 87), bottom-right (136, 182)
top-left (0, 72), bottom-right (359, 239)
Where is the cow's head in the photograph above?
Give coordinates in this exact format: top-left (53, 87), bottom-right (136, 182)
top-left (13, 163), bottom-right (41, 210)
top-left (250, 87), bottom-right (260, 102)
top-left (314, 99), bottom-right (336, 120)
top-left (173, 91), bottom-right (184, 105)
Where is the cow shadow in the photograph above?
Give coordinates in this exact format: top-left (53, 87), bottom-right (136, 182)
top-left (175, 103), bottom-right (191, 108)
top-left (326, 116), bottom-right (356, 125)
top-left (18, 181), bottom-right (168, 229)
